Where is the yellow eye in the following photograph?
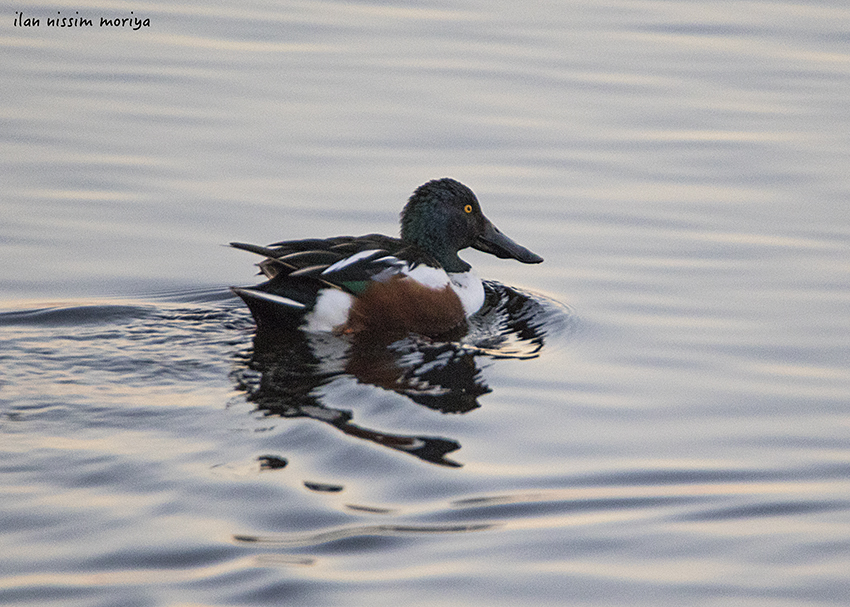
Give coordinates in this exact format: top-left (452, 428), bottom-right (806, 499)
top-left (464, 204), bottom-right (473, 214)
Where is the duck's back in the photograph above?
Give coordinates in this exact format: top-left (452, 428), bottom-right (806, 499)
top-left (230, 235), bottom-right (467, 335)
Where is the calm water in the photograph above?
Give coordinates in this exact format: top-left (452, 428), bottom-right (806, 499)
top-left (2, 1), bottom-right (849, 605)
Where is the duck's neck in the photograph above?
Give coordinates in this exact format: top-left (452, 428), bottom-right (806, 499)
top-left (440, 253), bottom-right (471, 273)
top-left (401, 202), bottom-right (471, 272)
top-left (403, 229), bottom-right (471, 273)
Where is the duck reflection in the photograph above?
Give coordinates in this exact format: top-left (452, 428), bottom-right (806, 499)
top-left (231, 282), bottom-right (554, 467)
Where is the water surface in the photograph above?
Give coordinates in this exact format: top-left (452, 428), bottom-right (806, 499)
top-left (2, 1), bottom-right (849, 605)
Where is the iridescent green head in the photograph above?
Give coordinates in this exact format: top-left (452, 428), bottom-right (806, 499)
top-left (400, 178), bottom-right (543, 273)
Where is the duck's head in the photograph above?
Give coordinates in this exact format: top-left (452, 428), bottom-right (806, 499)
top-left (400, 178), bottom-right (544, 273)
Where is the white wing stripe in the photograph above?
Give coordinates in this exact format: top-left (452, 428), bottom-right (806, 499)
top-left (322, 249), bottom-right (383, 275)
top-left (240, 289), bottom-right (306, 309)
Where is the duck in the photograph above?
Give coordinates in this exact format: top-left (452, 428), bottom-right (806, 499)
top-left (231, 178), bottom-right (543, 337)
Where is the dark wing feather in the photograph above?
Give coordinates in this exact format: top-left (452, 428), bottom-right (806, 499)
top-left (231, 234), bottom-right (449, 325)
top-left (231, 235), bottom-right (421, 295)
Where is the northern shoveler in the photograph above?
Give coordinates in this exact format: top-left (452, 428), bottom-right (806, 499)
top-left (231, 178), bottom-right (543, 337)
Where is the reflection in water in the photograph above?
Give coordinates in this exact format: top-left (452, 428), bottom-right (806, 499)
top-left (231, 281), bottom-right (568, 467)
top-left (257, 455), bottom-right (288, 470)
top-left (235, 522), bottom-right (497, 548)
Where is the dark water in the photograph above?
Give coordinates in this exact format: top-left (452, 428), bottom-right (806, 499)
top-left (2, 1), bottom-right (849, 605)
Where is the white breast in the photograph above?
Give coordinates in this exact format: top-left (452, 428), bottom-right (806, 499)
top-left (404, 264), bottom-right (451, 289)
top-left (405, 265), bottom-right (484, 317)
top-left (448, 269), bottom-right (485, 316)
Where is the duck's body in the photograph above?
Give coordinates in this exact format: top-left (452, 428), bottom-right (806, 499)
top-left (232, 178), bottom-right (542, 337)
